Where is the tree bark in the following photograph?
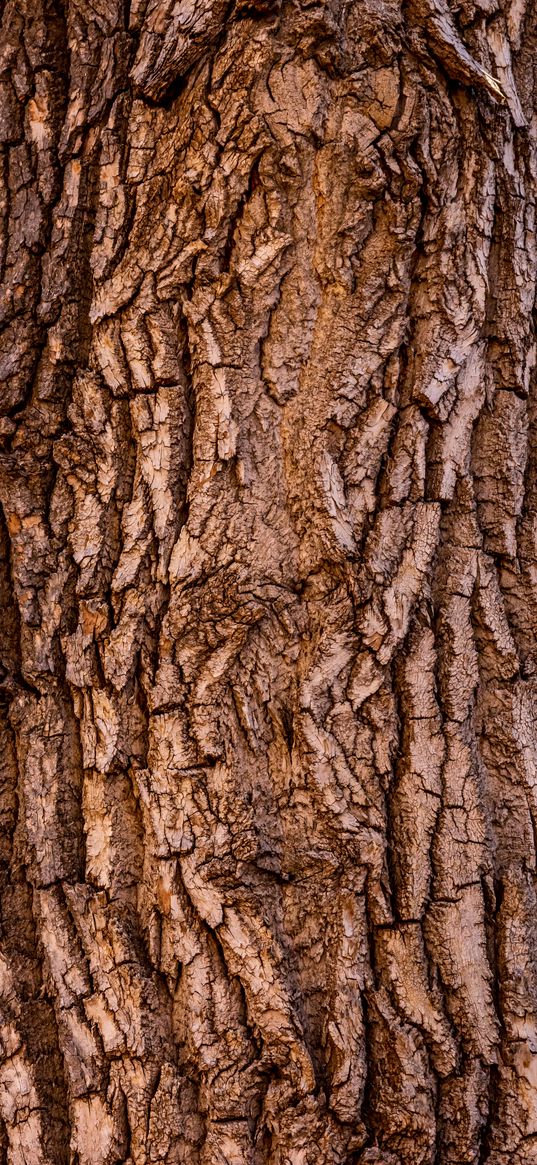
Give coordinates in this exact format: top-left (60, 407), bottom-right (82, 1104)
top-left (0, 1), bottom-right (536, 1162)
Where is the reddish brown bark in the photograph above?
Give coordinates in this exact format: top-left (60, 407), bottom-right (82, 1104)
top-left (1, 1), bottom-right (537, 1162)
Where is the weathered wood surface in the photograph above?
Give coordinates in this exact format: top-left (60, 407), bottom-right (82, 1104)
top-left (0, 1), bottom-right (536, 1161)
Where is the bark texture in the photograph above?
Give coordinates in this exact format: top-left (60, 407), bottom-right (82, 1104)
top-left (1, 1), bottom-right (537, 1162)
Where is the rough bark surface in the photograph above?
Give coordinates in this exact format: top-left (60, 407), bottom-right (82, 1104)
top-left (1, 1), bottom-right (537, 1162)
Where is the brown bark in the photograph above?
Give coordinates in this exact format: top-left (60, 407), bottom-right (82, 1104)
top-left (0, 1), bottom-right (536, 1162)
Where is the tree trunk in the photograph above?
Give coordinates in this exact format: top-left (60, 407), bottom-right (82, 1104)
top-left (1, 1), bottom-right (536, 1162)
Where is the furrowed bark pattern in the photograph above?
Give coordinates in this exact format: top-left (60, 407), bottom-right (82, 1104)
top-left (0, 1), bottom-right (536, 1162)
